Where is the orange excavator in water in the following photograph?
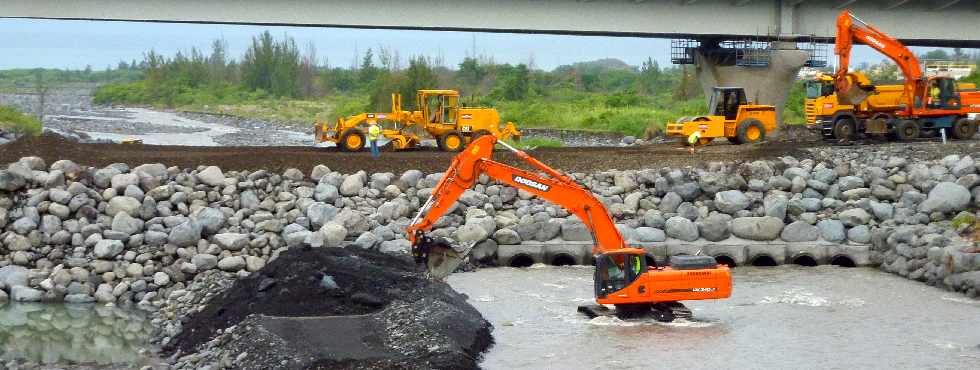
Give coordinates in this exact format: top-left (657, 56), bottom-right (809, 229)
top-left (406, 135), bottom-right (732, 322)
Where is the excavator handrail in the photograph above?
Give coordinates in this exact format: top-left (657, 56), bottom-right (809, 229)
top-left (406, 135), bottom-right (626, 255)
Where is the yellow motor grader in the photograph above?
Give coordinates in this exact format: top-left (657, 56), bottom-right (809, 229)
top-left (314, 89), bottom-right (521, 151)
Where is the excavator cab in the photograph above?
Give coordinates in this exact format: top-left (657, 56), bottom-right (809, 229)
top-left (924, 77), bottom-right (961, 110)
top-left (594, 251), bottom-right (646, 299)
top-left (709, 87), bottom-right (748, 120)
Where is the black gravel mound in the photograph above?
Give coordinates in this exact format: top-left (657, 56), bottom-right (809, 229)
top-left (168, 246), bottom-right (493, 370)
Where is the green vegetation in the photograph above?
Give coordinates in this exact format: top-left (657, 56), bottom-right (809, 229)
top-left (0, 105), bottom-right (42, 136)
top-left (91, 31), bottom-right (710, 136)
top-left (0, 67), bottom-right (142, 88)
top-left (503, 137), bottom-right (563, 149)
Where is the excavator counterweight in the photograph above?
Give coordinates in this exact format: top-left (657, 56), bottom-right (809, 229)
top-left (406, 136), bottom-right (732, 321)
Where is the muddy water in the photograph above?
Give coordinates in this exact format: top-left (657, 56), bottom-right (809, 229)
top-left (449, 265), bottom-right (980, 370)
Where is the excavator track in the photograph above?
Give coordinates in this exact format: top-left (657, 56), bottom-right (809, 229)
top-left (577, 302), bottom-right (692, 323)
top-left (653, 302), bottom-right (693, 321)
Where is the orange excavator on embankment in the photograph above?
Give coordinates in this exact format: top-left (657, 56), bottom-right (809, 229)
top-left (405, 135), bottom-right (732, 322)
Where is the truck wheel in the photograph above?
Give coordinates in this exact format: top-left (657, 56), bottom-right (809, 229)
top-left (832, 118), bottom-right (857, 141)
top-left (952, 118), bottom-right (977, 139)
top-left (438, 132), bottom-right (464, 151)
top-left (735, 119), bottom-right (765, 145)
top-left (339, 129), bottom-right (366, 152)
top-left (894, 120), bottom-right (920, 141)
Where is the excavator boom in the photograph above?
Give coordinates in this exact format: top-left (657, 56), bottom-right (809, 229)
top-left (835, 10), bottom-right (922, 106)
top-left (407, 136), bottom-right (625, 276)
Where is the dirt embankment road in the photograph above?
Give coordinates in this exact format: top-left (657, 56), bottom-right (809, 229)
top-left (0, 133), bottom-right (824, 174)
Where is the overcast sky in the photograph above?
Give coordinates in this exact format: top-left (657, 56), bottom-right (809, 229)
top-left (0, 18), bottom-right (962, 71)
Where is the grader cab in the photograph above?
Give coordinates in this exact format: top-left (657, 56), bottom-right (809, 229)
top-left (666, 87), bottom-right (777, 146)
top-left (314, 90), bottom-right (521, 152)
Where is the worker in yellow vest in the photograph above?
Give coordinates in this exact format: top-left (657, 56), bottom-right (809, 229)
top-left (687, 130), bottom-right (702, 155)
top-left (368, 121), bottom-right (381, 158)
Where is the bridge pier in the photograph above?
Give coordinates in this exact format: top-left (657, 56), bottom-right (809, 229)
top-left (695, 41), bottom-right (808, 128)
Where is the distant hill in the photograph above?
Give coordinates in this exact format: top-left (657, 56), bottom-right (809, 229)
top-left (556, 58), bottom-right (637, 73)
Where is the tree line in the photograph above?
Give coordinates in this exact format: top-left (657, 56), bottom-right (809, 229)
top-left (93, 31), bottom-right (701, 111)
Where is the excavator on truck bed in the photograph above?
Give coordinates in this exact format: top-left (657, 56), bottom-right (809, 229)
top-left (405, 135), bottom-right (732, 322)
top-left (830, 10), bottom-right (980, 140)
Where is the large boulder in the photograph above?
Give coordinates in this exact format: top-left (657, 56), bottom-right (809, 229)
top-left (730, 217), bottom-right (783, 241)
top-left (659, 192), bottom-right (683, 213)
top-left (847, 225), bottom-right (872, 244)
top-left (714, 190), bottom-right (750, 214)
top-left (214, 233), bottom-right (248, 251)
top-left (837, 176), bottom-right (865, 192)
top-left (816, 219), bottom-right (845, 242)
top-left (111, 212), bottom-right (144, 236)
top-left (318, 222), bottom-right (348, 247)
top-left (454, 223), bottom-right (489, 244)
top-left (560, 219), bottom-right (592, 241)
top-left (665, 216), bottom-right (699, 241)
top-left (492, 228), bottom-right (521, 244)
top-left (197, 166), bottom-right (226, 186)
top-left (0, 265), bottom-right (29, 289)
top-left (764, 196), bottom-right (788, 221)
top-left (94, 240), bottom-right (125, 259)
top-left (353, 232), bottom-right (381, 249)
top-left (780, 221), bottom-right (819, 242)
top-left (634, 227), bottom-right (666, 242)
top-left (919, 182), bottom-right (971, 214)
top-left (111, 173), bottom-right (139, 191)
top-left (0, 170), bottom-right (27, 191)
top-left (195, 207), bottom-right (227, 235)
top-left (168, 221), bottom-right (203, 247)
top-left (106, 196), bottom-right (141, 217)
top-left (192, 254), bottom-right (219, 271)
top-left (698, 213), bottom-right (731, 242)
top-left (306, 202), bottom-right (339, 228)
top-left (10, 286), bottom-right (43, 302)
top-left (838, 208), bottom-right (871, 227)
top-left (218, 256), bottom-right (247, 272)
top-left (340, 173), bottom-right (365, 196)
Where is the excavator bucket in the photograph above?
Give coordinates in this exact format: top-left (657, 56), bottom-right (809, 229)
top-left (837, 73), bottom-right (871, 106)
top-left (413, 235), bottom-right (473, 280)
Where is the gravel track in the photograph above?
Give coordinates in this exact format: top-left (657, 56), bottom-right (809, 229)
top-left (0, 132), bottom-right (821, 174)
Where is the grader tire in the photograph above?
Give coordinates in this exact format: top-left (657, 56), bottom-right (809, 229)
top-left (438, 132), bottom-right (465, 152)
top-left (952, 118), bottom-right (977, 139)
top-left (734, 119), bottom-right (765, 145)
top-left (339, 129), bottom-right (366, 152)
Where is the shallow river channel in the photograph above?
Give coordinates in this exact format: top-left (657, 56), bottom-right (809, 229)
top-left (449, 265), bottom-right (980, 370)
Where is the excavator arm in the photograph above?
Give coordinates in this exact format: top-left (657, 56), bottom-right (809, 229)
top-left (834, 10), bottom-right (922, 106)
top-left (407, 135), bottom-right (626, 276)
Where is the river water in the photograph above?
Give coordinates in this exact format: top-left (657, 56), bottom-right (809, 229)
top-left (449, 265), bottom-right (980, 370)
top-left (0, 303), bottom-right (156, 368)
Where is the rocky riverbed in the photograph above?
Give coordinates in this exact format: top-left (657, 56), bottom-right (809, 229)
top-left (1, 137), bottom-right (979, 368)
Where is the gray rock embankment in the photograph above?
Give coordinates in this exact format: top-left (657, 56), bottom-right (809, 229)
top-left (2, 141), bottom-right (980, 365)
